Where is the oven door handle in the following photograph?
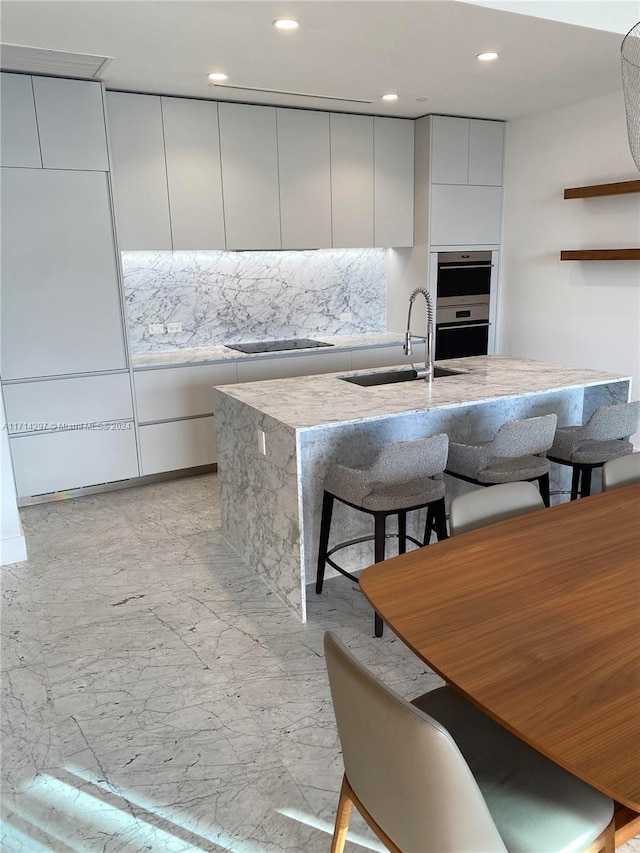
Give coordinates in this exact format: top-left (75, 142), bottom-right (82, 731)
top-left (438, 264), bottom-right (494, 271)
top-left (436, 322), bottom-right (491, 331)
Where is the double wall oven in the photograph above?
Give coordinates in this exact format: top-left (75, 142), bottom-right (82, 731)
top-left (435, 251), bottom-right (493, 360)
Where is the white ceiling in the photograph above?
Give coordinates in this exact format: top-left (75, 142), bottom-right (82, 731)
top-left (1, 1), bottom-right (638, 120)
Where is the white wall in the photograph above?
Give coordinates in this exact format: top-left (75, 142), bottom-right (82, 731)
top-left (1, 390), bottom-right (27, 565)
top-left (500, 89), bottom-right (640, 443)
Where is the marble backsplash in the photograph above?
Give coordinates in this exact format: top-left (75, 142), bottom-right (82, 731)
top-left (122, 249), bottom-right (386, 352)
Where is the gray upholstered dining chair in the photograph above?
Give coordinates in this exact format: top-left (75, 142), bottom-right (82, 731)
top-left (445, 414), bottom-right (557, 507)
top-left (602, 451), bottom-right (640, 490)
top-left (449, 481), bottom-right (545, 536)
top-left (324, 632), bottom-right (615, 853)
top-left (548, 402), bottom-right (640, 499)
top-left (316, 434), bottom-right (449, 637)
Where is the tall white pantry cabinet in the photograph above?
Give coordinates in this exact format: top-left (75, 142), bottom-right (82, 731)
top-left (0, 72), bottom-right (139, 497)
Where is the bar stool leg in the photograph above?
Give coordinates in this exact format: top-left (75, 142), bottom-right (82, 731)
top-left (398, 512), bottom-right (407, 555)
top-left (538, 473), bottom-right (551, 507)
top-left (424, 505), bottom-right (435, 545)
top-left (315, 491), bottom-right (334, 594)
top-left (570, 466), bottom-right (581, 501)
top-left (433, 497), bottom-right (448, 541)
top-left (374, 513), bottom-right (386, 638)
top-left (581, 466), bottom-right (593, 498)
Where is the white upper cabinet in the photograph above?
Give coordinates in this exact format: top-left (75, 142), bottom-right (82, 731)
top-left (277, 108), bottom-right (331, 250)
top-left (107, 92), bottom-right (172, 250)
top-left (468, 120), bottom-right (504, 186)
top-left (32, 77), bottom-right (109, 171)
top-left (218, 103), bottom-right (281, 250)
top-left (162, 97), bottom-right (225, 250)
top-left (105, 93), bottom-right (415, 251)
top-left (0, 73), bottom-right (41, 168)
top-left (430, 116), bottom-right (469, 184)
top-left (430, 184), bottom-right (503, 246)
top-left (330, 113), bottom-right (374, 248)
top-left (374, 117), bottom-right (414, 247)
top-left (430, 115), bottom-right (504, 186)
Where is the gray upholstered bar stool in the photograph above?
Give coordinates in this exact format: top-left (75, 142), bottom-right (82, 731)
top-left (316, 434), bottom-right (449, 637)
top-left (548, 401), bottom-right (640, 499)
top-left (445, 414), bottom-right (557, 507)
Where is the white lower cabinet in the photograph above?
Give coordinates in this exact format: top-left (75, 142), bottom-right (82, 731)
top-left (10, 425), bottom-right (138, 497)
top-left (134, 362), bottom-right (237, 422)
top-left (139, 417), bottom-right (216, 475)
top-left (350, 343), bottom-right (426, 370)
top-left (236, 350), bottom-right (352, 383)
top-left (3, 373), bottom-right (133, 434)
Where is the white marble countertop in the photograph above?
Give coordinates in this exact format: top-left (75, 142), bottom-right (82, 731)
top-left (213, 356), bottom-right (630, 430)
top-left (130, 333), bottom-right (407, 369)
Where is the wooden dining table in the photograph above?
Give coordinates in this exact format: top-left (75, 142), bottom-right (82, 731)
top-left (359, 483), bottom-right (640, 846)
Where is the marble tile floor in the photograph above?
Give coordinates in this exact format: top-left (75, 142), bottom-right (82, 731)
top-left (1, 472), bottom-right (638, 853)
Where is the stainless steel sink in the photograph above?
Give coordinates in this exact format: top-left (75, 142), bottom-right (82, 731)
top-left (340, 367), bottom-right (462, 387)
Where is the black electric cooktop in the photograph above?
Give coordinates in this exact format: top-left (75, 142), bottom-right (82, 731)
top-left (225, 338), bottom-right (334, 354)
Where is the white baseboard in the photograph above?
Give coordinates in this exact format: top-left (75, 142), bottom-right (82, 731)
top-left (1, 534), bottom-right (28, 566)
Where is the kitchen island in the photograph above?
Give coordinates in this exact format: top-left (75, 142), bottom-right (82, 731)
top-left (212, 356), bottom-right (631, 621)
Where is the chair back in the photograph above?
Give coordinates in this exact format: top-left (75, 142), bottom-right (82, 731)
top-left (324, 632), bottom-right (507, 853)
top-left (582, 401), bottom-right (640, 442)
top-left (490, 414), bottom-right (557, 458)
top-left (368, 433), bottom-right (449, 484)
top-left (602, 452), bottom-right (640, 490)
top-left (450, 482), bottom-right (544, 536)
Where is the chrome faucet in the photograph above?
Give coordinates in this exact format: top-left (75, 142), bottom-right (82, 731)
top-left (404, 287), bottom-right (434, 383)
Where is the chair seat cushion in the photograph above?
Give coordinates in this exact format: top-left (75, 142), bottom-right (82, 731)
top-left (477, 455), bottom-right (550, 485)
top-left (570, 439), bottom-right (633, 465)
top-left (412, 687), bottom-right (614, 853)
top-left (361, 476), bottom-right (445, 512)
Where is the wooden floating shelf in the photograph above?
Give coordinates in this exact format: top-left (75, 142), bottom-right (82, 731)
top-left (560, 249), bottom-right (640, 261)
top-left (564, 179), bottom-right (640, 199)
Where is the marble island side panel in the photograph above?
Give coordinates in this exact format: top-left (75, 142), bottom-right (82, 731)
top-left (213, 389), bottom-right (306, 619)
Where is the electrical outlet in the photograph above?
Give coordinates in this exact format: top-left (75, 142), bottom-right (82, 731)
top-left (148, 324), bottom-right (165, 335)
top-left (340, 312), bottom-right (353, 322)
top-left (166, 323), bottom-right (183, 333)
top-left (258, 429), bottom-right (266, 455)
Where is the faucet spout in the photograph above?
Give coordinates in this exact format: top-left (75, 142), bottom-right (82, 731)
top-left (404, 287), bottom-right (434, 382)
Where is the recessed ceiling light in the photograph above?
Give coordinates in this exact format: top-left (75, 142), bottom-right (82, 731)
top-left (477, 52), bottom-right (499, 61)
top-left (208, 72), bottom-right (228, 82)
top-left (381, 93), bottom-right (399, 101)
top-left (273, 18), bottom-right (299, 30)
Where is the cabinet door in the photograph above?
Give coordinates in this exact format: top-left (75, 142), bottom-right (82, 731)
top-left (430, 116), bottom-right (469, 184)
top-left (374, 117), bottom-right (414, 247)
top-left (236, 350), bottom-right (352, 383)
top-left (0, 168), bottom-right (127, 379)
top-left (0, 73), bottom-right (41, 168)
top-left (430, 184), bottom-right (503, 246)
top-left (330, 113), bottom-right (374, 248)
top-left (10, 425), bottom-right (138, 497)
top-left (218, 103), bottom-right (281, 250)
top-left (32, 77), bottom-right (108, 171)
top-left (468, 120), bottom-right (504, 186)
top-left (133, 362), bottom-right (238, 422)
top-left (139, 417), bottom-right (216, 475)
top-left (3, 373), bottom-right (133, 434)
top-left (162, 97), bottom-right (225, 250)
top-left (106, 92), bottom-right (172, 250)
top-left (277, 108), bottom-right (331, 250)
